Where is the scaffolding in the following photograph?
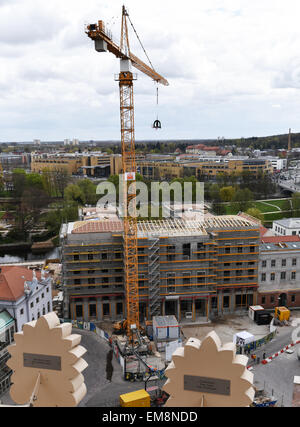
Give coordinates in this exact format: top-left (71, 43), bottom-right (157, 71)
top-left (148, 237), bottom-right (161, 318)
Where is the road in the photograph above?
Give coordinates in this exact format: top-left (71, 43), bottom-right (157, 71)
top-left (1, 319), bottom-right (299, 407)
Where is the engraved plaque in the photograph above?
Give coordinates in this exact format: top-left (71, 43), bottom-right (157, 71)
top-left (184, 375), bottom-right (230, 396)
top-left (23, 353), bottom-right (62, 371)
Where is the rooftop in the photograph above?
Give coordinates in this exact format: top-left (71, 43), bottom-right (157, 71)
top-left (274, 218), bottom-right (300, 228)
top-left (260, 240), bottom-right (300, 251)
top-left (65, 214), bottom-right (257, 238)
top-left (0, 266), bottom-right (44, 302)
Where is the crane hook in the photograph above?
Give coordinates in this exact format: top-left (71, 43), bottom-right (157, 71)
top-left (152, 85), bottom-right (162, 129)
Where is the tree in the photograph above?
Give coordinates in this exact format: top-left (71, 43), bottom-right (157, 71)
top-left (14, 187), bottom-right (50, 239)
top-left (292, 192), bottom-right (300, 217)
top-left (77, 179), bottom-right (97, 205)
top-left (64, 184), bottom-right (85, 205)
top-left (220, 186), bottom-right (236, 202)
top-left (245, 207), bottom-right (263, 222)
top-left (209, 184), bottom-right (221, 202)
top-left (230, 188), bottom-right (253, 213)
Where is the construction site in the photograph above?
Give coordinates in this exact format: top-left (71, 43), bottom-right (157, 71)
top-left (58, 6), bottom-right (261, 404)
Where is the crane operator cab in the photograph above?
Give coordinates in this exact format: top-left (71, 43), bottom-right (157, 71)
top-left (152, 119), bottom-right (161, 129)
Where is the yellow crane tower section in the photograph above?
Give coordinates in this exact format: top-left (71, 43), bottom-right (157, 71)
top-left (86, 6), bottom-right (168, 338)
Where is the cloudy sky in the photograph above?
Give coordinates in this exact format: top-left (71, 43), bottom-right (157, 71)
top-left (0, 0), bottom-right (300, 142)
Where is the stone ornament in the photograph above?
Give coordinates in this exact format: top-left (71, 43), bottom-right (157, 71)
top-left (6, 312), bottom-right (88, 407)
top-left (163, 331), bottom-right (254, 407)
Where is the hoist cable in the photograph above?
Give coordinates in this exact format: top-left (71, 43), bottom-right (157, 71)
top-left (126, 13), bottom-right (156, 71)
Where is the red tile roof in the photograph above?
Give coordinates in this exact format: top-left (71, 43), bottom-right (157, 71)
top-left (72, 220), bottom-right (124, 234)
top-left (261, 235), bottom-right (300, 243)
top-left (0, 266), bottom-right (41, 302)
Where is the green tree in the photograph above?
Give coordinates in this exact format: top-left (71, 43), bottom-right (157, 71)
top-left (77, 179), bottom-right (97, 205)
top-left (245, 207), bottom-right (263, 222)
top-left (220, 186), bottom-right (236, 202)
top-left (292, 192), bottom-right (300, 217)
top-left (230, 188), bottom-right (253, 213)
top-left (64, 184), bottom-right (85, 205)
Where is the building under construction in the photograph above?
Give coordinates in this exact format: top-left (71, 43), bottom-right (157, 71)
top-left (60, 211), bottom-right (260, 324)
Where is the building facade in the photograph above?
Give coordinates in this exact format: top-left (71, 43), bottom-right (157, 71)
top-left (272, 218), bottom-right (300, 237)
top-left (60, 215), bottom-right (260, 323)
top-left (0, 266), bottom-right (53, 332)
top-left (0, 310), bottom-right (15, 397)
top-left (258, 236), bottom-right (300, 309)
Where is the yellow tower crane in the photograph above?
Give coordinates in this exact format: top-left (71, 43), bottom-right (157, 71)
top-left (86, 6), bottom-right (168, 339)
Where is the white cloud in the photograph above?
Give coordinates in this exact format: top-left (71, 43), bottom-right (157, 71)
top-left (0, 0), bottom-right (300, 141)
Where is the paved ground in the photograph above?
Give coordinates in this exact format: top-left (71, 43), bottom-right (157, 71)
top-left (2, 312), bottom-right (300, 407)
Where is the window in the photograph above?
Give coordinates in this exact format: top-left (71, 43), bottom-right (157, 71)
top-left (261, 296), bottom-right (266, 304)
top-left (291, 271), bottom-right (296, 280)
top-left (225, 247), bottom-right (230, 254)
top-left (291, 295), bottom-right (296, 303)
top-left (270, 296), bottom-right (274, 304)
top-left (101, 253), bottom-right (108, 260)
top-left (89, 304), bottom-right (97, 317)
top-left (30, 302), bottom-right (34, 308)
top-left (20, 308), bottom-right (24, 315)
top-left (292, 231), bottom-right (297, 235)
top-left (261, 273), bottom-right (266, 282)
top-left (197, 242), bottom-right (204, 250)
top-left (250, 246), bottom-right (255, 253)
top-left (36, 297), bottom-right (39, 303)
top-left (74, 255), bottom-right (79, 261)
top-left (237, 247), bottom-right (243, 253)
top-left (74, 279), bottom-right (80, 285)
top-left (223, 295), bottom-right (230, 308)
top-left (42, 307), bottom-right (46, 315)
top-left (88, 278), bottom-right (95, 284)
top-left (46, 287), bottom-right (49, 293)
top-left (271, 260), bottom-right (276, 267)
top-left (183, 243), bottom-right (191, 258)
top-left (116, 302), bottom-right (123, 315)
top-left (167, 272), bottom-right (175, 292)
top-left (281, 272), bottom-right (286, 280)
top-left (88, 254), bottom-right (94, 260)
top-left (282, 259), bottom-right (286, 267)
top-left (103, 303), bottom-right (110, 316)
top-left (41, 293), bottom-right (44, 299)
top-left (292, 258), bottom-right (297, 266)
top-left (183, 273), bottom-right (190, 285)
top-left (270, 273), bottom-right (275, 281)
top-left (76, 305), bottom-right (83, 318)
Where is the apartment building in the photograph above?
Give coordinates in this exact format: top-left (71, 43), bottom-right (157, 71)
top-left (193, 159), bottom-right (273, 179)
top-left (258, 235), bottom-right (300, 309)
top-left (31, 151), bottom-right (122, 178)
top-left (137, 161), bottom-right (184, 181)
top-left (60, 214), bottom-right (260, 323)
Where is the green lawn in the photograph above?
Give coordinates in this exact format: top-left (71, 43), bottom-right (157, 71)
top-left (252, 201), bottom-right (277, 213)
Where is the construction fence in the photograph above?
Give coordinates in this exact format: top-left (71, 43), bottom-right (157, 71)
top-left (237, 329), bottom-right (277, 354)
top-left (60, 318), bottom-right (125, 372)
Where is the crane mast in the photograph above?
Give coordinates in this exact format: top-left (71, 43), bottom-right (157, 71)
top-left (86, 6), bottom-right (168, 340)
top-left (118, 7), bottom-right (139, 336)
